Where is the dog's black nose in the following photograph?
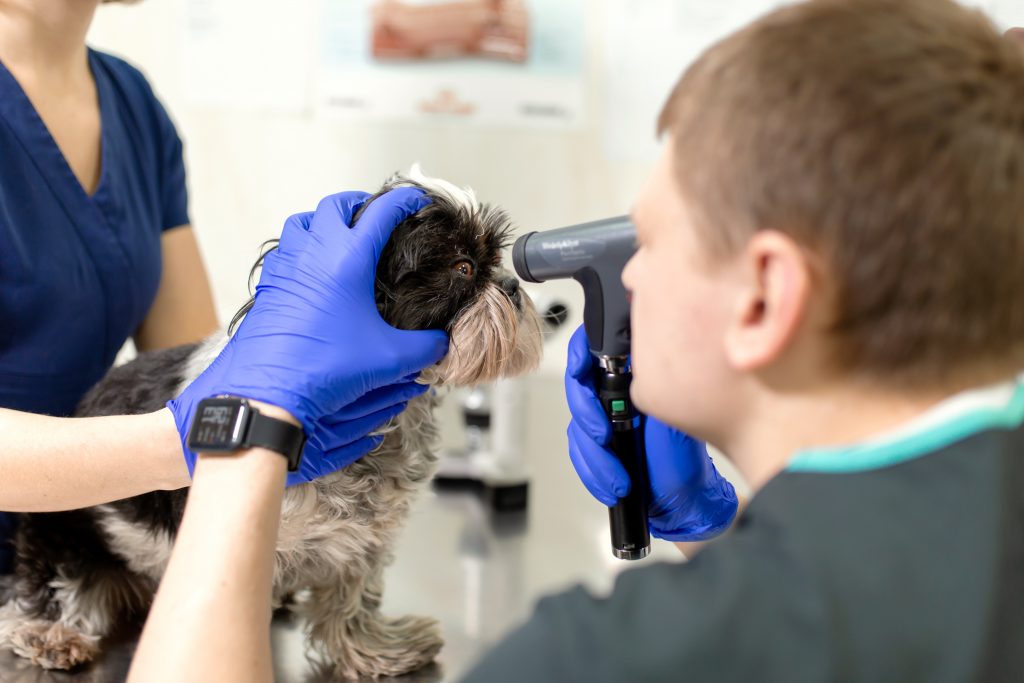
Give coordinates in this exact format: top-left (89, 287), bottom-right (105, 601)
top-left (500, 277), bottom-right (520, 297)
top-left (499, 276), bottom-right (522, 307)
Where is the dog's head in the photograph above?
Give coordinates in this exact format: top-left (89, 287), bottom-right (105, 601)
top-left (234, 165), bottom-right (542, 386)
top-left (365, 165), bottom-right (542, 386)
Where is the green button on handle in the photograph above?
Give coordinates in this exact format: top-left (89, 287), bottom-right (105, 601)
top-left (611, 399), bottom-right (627, 415)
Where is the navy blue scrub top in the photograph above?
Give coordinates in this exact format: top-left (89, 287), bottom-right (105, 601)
top-left (0, 49), bottom-right (190, 417)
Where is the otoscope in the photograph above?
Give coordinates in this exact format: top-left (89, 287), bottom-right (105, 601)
top-left (512, 216), bottom-right (650, 560)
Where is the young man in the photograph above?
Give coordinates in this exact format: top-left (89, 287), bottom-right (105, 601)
top-left (464, 0), bottom-right (1024, 680)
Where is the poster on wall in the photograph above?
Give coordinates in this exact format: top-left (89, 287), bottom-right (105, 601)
top-left (316, 0), bottom-right (586, 128)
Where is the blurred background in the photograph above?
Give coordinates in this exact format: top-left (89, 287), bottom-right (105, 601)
top-left (86, 0), bottom-right (1024, 361)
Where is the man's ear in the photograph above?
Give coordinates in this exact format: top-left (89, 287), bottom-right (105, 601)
top-left (724, 230), bottom-right (812, 371)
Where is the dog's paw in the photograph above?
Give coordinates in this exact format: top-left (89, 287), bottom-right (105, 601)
top-left (9, 621), bottom-right (100, 670)
top-left (323, 613), bottom-right (443, 679)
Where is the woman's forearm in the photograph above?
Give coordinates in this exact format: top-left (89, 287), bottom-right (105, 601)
top-left (0, 407), bottom-right (190, 511)
top-left (128, 440), bottom-right (287, 683)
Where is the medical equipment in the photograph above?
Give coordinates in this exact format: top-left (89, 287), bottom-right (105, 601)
top-left (512, 216), bottom-right (649, 560)
top-left (436, 292), bottom-right (569, 511)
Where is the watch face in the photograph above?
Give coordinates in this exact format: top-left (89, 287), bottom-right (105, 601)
top-left (187, 398), bottom-right (250, 452)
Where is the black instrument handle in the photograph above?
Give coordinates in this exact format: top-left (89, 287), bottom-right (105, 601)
top-left (597, 367), bottom-right (651, 560)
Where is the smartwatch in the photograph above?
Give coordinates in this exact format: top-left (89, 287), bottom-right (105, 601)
top-left (186, 396), bottom-right (306, 472)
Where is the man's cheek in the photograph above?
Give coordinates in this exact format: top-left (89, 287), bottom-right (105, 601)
top-left (630, 380), bottom-right (650, 414)
top-left (629, 323), bottom-right (652, 413)
top-left (629, 291), bottom-right (656, 388)
top-left (629, 330), bottom-right (663, 418)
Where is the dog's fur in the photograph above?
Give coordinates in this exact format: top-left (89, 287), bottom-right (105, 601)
top-left (0, 166), bottom-right (543, 678)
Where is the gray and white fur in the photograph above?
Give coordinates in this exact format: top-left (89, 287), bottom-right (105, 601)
top-left (0, 166), bottom-right (543, 678)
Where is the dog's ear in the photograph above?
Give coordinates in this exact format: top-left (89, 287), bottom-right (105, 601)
top-left (352, 169), bottom-right (418, 226)
top-left (228, 238), bottom-right (280, 335)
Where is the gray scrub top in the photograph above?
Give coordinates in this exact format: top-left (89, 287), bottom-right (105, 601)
top-left (461, 379), bottom-right (1024, 682)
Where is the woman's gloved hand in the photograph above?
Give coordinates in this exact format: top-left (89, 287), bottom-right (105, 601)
top-left (564, 326), bottom-right (738, 541)
top-left (285, 380), bottom-right (429, 486)
top-left (168, 187), bottom-right (449, 479)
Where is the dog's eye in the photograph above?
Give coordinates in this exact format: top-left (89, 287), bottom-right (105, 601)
top-left (454, 260), bottom-right (474, 278)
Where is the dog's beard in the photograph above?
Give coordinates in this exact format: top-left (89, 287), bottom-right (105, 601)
top-left (421, 282), bottom-right (543, 386)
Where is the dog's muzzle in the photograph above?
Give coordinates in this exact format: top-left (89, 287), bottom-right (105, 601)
top-left (498, 276), bottom-right (522, 309)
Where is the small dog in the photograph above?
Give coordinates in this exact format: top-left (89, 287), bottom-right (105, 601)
top-left (0, 166), bottom-right (543, 678)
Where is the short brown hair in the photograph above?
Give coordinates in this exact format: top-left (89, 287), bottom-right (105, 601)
top-left (659, 0), bottom-right (1024, 388)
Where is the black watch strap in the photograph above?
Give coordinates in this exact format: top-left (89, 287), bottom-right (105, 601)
top-left (246, 411), bottom-right (305, 472)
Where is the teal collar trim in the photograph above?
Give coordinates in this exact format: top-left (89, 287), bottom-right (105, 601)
top-left (787, 378), bottom-right (1024, 474)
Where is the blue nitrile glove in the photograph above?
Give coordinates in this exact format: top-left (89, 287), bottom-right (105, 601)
top-left (284, 380), bottom-right (429, 486)
top-left (168, 187), bottom-right (449, 479)
top-left (564, 325), bottom-right (738, 541)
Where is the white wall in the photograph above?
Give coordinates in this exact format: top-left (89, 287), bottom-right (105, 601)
top-left (88, 0), bottom-right (663, 378)
top-left (88, 0), bottom-right (1024, 380)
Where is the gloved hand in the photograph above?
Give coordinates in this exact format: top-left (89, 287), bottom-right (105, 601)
top-left (168, 187), bottom-right (449, 480)
top-left (564, 326), bottom-right (738, 541)
top-left (285, 380), bottom-right (429, 486)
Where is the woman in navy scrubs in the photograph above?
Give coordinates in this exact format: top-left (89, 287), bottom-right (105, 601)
top-left (0, 0), bottom-right (218, 568)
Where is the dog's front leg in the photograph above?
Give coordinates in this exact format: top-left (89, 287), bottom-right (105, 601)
top-left (300, 562), bottom-right (442, 679)
top-left (0, 569), bottom-right (147, 670)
